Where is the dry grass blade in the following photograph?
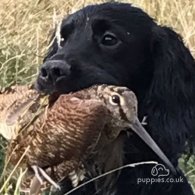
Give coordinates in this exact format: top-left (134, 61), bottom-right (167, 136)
top-left (65, 161), bottom-right (158, 195)
top-left (13, 168), bottom-right (28, 195)
top-left (0, 146), bottom-right (30, 194)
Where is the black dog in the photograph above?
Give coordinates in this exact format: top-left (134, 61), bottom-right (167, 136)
top-left (36, 2), bottom-right (195, 195)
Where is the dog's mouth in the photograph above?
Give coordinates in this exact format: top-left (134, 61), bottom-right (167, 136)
top-left (35, 75), bottom-right (72, 94)
top-left (36, 68), bottom-right (120, 96)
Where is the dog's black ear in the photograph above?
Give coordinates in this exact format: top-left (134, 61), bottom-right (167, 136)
top-left (146, 25), bottom-right (195, 160)
top-left (150, 25), bottom-right (195, 102)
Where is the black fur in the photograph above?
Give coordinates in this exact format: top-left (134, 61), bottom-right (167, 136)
top-left (36, 2), bottom-right (195, 195)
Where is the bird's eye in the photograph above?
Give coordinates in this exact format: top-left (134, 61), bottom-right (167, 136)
top-left (110, 94), bottom-right (121, 105)
top-left (101, 32), bottom-right (118, 46)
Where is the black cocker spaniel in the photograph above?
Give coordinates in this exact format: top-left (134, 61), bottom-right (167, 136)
top-left (36, 2), bottom-right (195, 195)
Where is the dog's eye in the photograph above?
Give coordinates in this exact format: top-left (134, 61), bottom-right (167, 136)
top-left (60, 23), bottom-right (74, 46)
top-left (101, 32), bottom-right (118, 46)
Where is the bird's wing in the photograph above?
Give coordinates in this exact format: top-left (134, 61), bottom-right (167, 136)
top-left (6, 95), bottom-right (107, 164)
top-left (0, 85), bottom-right (47, 140)
top-left (45, 96), bottom-right (109, 161)
top-left (15, 97), bottom-right (109, 193)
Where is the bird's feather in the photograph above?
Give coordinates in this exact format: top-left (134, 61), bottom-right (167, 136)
top-left (0, 85), bottom-right (47, 140)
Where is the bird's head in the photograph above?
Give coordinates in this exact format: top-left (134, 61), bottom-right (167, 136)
top-left (95, 84), bottom-right (176, 174)
top-left (95, 84), bottom-right (137, 128)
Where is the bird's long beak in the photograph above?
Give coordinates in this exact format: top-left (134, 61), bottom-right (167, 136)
top-left (129, 118), bottom-right (176, 174)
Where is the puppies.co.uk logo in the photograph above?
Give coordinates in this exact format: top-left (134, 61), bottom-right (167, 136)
top-left (137, 164), bottom-right (184, 184)
top-left (151, 164), bottom-right (170, 177)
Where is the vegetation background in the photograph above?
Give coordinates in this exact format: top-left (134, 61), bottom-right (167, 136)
top-left (0, 0), bottom-right (195, 193)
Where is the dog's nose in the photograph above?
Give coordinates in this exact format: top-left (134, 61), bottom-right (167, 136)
top-left (40, 60), bottom-right (71, 82)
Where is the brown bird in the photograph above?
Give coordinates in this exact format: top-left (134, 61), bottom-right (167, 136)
top-left (0, 85), bottom-right (47, 140)
top-left (5, 85), bottom-right (175, 194)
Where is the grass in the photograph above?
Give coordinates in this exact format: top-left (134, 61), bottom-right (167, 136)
top-left (0, 0), bottom-right (195, 193)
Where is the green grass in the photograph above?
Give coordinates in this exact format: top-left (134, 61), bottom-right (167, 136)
top-left (0, 137), bottom-right (6, 175)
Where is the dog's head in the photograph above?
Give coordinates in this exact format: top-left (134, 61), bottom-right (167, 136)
top-left (36, 3), bottom-right (156, 95)
top-left (36, 2), bottom-right (195, 158)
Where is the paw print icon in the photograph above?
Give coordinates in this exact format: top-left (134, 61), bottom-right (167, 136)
top-left (151, 164), bottom-right (170, 177)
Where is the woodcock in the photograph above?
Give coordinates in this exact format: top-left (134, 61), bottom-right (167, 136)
top-left (1, 85), bottom-right (175, 194)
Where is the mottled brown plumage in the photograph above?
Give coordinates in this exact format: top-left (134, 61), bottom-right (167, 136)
top-left (0, 85), bottom-right (47, 140)
top-left (5, 85), bottom-right (175, 194)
